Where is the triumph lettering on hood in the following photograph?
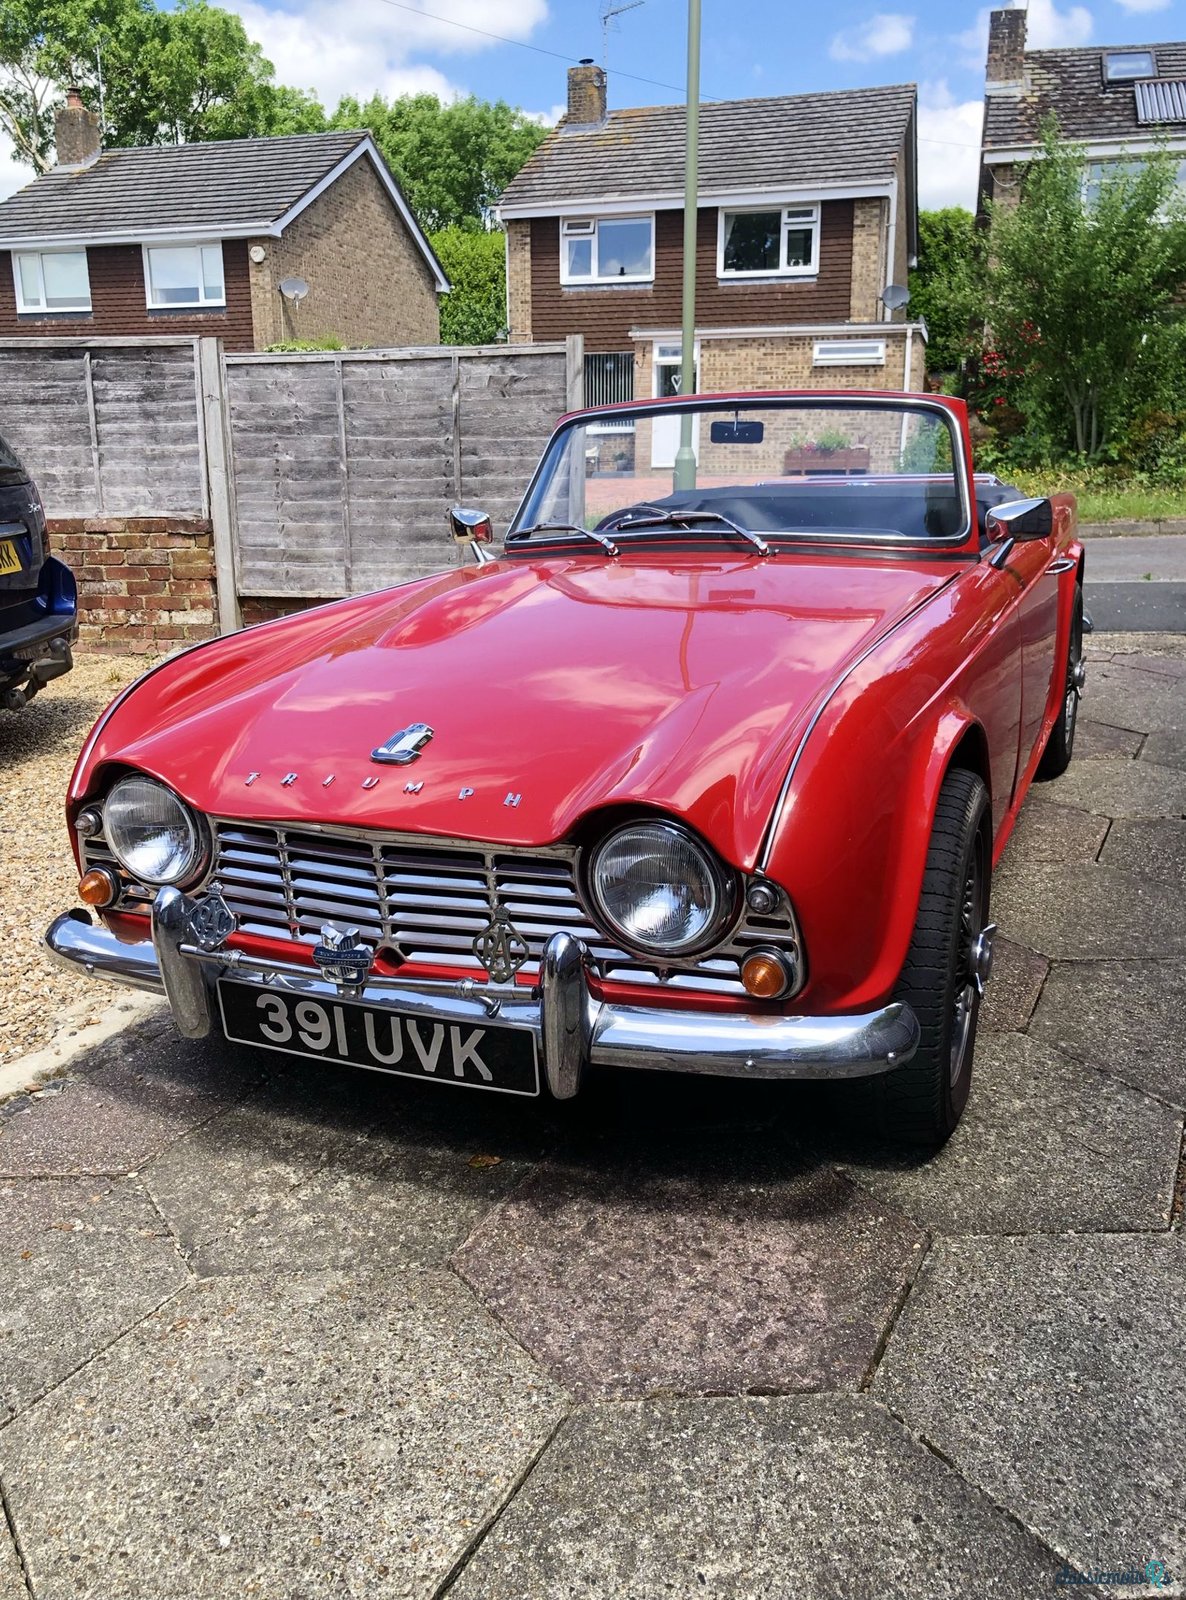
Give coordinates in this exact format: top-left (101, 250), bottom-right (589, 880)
top-left (74, 554), bottom-right (957, 870)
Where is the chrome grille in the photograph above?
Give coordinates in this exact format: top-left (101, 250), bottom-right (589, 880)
top-left (85, 820), bottom-right (800, 996)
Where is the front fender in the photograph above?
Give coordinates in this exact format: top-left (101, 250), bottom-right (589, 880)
top-left (764, 565), bottom-right (1018, 1013)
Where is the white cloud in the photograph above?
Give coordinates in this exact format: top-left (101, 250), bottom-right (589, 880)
top-left (522, 103), bottom-right (566, 129)
top-left (1113, 0), bottom-right (1170, 12)
top-left (226, 0), bottom-right (550, 109)
top-left (0, 143), bottom-right (33, 202)
top-left (829, 12), bottom-right (915, 62)
top-left (957, 0), bottom-right (1093, 69)
top-left (916, 81), bottom-right (984, 211)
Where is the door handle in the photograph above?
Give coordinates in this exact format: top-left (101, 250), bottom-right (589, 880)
top-left (1049, 556), bottom-right (1076, 574)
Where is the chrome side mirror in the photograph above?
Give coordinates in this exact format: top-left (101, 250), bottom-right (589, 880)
top-left (449, 505), bottom-right (495, 565)
top-left (985, 497), bottom-right (1053, 542)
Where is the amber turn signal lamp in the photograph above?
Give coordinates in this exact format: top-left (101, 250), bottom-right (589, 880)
top-left (78, 868), bottom-right (118, 908)
top-left (741, 949), bottom-right (794, 1001)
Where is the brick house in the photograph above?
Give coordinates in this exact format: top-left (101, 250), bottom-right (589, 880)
top-left (498, 64), bottom-right (925, 438)
top-left (979, 9), bottom-right (1186, 220)
top-left (0, 102), bottom-right (449, 350)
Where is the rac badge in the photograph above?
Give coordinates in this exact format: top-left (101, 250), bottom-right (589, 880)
top-left (313, 924), bottom-right (374, 989)
top-left (371, 722), bottom-right (433, 765)
top-left (472, 907), bottom-right (529, 985)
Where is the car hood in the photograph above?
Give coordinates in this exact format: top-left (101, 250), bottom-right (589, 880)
top-left (81, 553), bottom-right (956, 871)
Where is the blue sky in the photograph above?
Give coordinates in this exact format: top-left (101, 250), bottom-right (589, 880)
top-left (3, 0), bottom-right (1185, 207)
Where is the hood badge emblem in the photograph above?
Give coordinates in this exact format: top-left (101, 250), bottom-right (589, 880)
top-left (472, 906), bottom-right (529, 985)
top-left (371, 722), bottom-right (434, 765)
top-left (313, 924), bottom-right (374, 989)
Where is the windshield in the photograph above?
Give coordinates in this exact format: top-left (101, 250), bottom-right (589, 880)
top-left (510, 398), bottom-right (971, 548)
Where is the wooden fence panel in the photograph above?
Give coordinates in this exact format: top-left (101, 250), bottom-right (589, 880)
top-left (0, 339), bottom-right (205, 518)
top-left (223, 341), bottom-right (579, 599)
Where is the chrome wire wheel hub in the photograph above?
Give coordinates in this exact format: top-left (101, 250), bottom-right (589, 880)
top-left (1065, 629), bottom-right (1086, 739)
top-left (950, 846), bottom-right (989, 1088)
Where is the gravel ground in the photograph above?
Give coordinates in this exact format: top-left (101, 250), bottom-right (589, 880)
top-left (0, 654), bottom-right (152, 1064)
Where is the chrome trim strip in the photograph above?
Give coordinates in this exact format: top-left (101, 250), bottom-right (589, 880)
top-left (44, 914), bottom-right (918, 1085)
top-left (755, 574), bottom-right (959, 871)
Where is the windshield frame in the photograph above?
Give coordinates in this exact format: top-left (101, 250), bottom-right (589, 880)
top-left (508, 392), bottom-right (976, 553)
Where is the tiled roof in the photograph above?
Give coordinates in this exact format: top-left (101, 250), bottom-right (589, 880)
top-left (0, 131), bottom-right (369, 245)
top-left (984, 41), bottom-right (1186, 149)
top-left (499, 84), bottom-right (917, 210)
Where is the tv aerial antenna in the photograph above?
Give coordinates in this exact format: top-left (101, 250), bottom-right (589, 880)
top-left (601, 0), bottom-right (645, 72)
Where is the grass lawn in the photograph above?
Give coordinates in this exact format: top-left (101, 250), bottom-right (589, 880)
top-left (1004, 470), bottom-right (1186, 524)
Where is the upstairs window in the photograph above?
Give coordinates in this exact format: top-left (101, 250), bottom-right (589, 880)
top-left (719, 205), bottom-right (820, 278)
top-left (144, 242), bottom-right (225, 308)
top-left (1103, 50), bottom-right (1156, 83)
top-left (560, 216), bottom-right (653, 284)
top-left (13, 249), bottom-right (91, 313)
top-left (1082, 156), bottom-right (1186, 210)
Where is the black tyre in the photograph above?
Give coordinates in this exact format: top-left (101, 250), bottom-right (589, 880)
top-left (1036, 582), bottom-right (1084, 780)
top-left (874, 768), bottom-right (992, 1146)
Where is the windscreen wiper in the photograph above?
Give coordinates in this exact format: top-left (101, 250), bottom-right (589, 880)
top-left (604, 508), bottom-right (771, 557)
top-left (507, 522), bottom-right (619, 556)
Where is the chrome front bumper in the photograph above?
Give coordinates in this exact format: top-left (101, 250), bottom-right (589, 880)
top-left (45, 891), bottom-right (919, 1099)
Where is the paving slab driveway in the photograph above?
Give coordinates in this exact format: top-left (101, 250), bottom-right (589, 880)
top-left (0, 633), bottom-right (1182, 1600)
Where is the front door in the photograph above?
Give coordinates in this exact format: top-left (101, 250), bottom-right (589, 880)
top-left (651, 342), bottom-right (699, 468)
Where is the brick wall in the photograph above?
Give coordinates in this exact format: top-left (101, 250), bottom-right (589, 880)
top-left (506, 221), bottom-right (533, 341)
top-left (0, 242), bottom-right (254, 348)
top-left (248, 155), bottom-right (440, 349)
top-left (49, 517), bottom-right (217, 652)
top-left (849, 198), bottom-right (886, 323)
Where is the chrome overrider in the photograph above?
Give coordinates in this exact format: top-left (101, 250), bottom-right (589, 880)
top-left (45, 888), bottom-right (921, 1098)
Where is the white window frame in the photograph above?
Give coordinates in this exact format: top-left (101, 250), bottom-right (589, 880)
top-left (717, 203), bottom-right (821, 280)
top-left (12, 248), bottom-right (92, 313)
top-left (813, 339), bottom-right (887, 367)
top-left (559, 215), bottom-right (654, 286)
top-left (142, 240), bottom-right (226, 309)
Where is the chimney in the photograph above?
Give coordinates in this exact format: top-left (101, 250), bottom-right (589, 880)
top-left (54, 88), bottom-right (102, 170)
top-left (566, 59), bottom-right (607, 126)
top-left (986, 7), bottom-right (1027, 90)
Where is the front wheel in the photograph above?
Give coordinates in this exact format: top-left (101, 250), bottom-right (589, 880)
top-left (1036, 582), bottom-right (1084, 780)
top-left (872, 768), bottom-right (992, 1146)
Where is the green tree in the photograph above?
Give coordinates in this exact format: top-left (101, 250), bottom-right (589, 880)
top-left (431, 225), bottom-right (506, 344)
top-left (909, 207), bottom-right (984, 376)
top-left (330, 93), bottom-right (546, 231)
top-left (986, 122), bottom-right (1186, 458)
top-left (0, 0), bottom-right (324, 172)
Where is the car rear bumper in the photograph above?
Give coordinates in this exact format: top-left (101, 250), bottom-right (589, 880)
top-left (45, 892), bottom-right (920, 1097)
top-left (1, 557), bottom-right (77, 704)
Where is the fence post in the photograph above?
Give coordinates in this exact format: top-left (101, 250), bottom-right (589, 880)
top-left (565, 333), bottom-right (584, 412)
top-left (197, 337), bottom-right (242, 633)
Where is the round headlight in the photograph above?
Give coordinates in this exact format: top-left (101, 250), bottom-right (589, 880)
top-left (103, 776), bottom-right (205, 887)
top-left (588, 821), bottom-right (734, 955)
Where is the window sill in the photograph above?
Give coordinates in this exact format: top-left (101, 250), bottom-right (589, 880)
top-left (560, 280), bottom-right (655, 291)
top-left (15, 308), bottom-right (93, 319)
top-left (146, 304), bottom-right (228, 315)
top-left (716, 272), bottom-right (820, 284)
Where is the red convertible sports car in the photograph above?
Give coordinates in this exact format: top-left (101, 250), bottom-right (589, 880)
top-left (47, 392), bottom-right (1084, 1144)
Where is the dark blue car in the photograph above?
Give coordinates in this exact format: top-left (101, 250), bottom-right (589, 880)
top-left (0, 431), bottom-right (76, 710)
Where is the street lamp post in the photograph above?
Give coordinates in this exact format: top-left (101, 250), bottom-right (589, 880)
top-left (673, 0), bottom-right (700, 491)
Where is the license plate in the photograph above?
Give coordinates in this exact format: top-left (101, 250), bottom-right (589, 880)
top-left (217, 979), bottom-right (539, 1096)
top-left (0, 539), bottom-right (22, 576)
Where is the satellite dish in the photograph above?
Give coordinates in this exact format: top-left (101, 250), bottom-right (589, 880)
top-left (881, 283), bottom-right (911, 312)
top-left (278, 276), bottom-right (309, 304)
